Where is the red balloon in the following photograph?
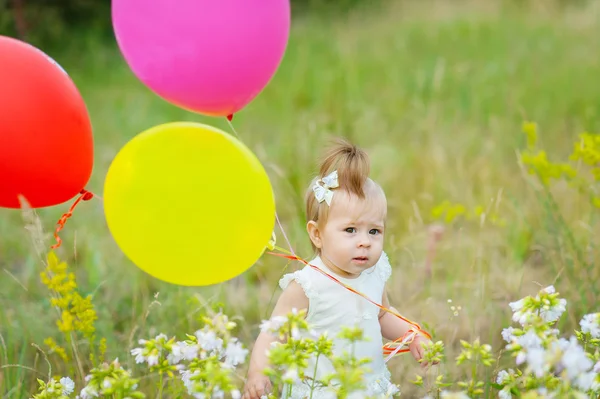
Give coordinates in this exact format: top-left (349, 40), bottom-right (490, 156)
top-left (0, 36), bottom-right (93, 209)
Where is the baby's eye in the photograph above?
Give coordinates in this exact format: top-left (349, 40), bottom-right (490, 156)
top-left (369, 229), bottom-right (381, 235)
top-left (345, 227), bottom-right (356, 233)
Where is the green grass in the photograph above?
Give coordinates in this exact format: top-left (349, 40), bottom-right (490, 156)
top-left (1, 0), bottom-right (600, 397)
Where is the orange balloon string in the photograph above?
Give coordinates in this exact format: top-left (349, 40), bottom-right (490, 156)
top-left (51, 189), bottom-right (94, 249)
top-left (267, 251), bottom-right (432, 360)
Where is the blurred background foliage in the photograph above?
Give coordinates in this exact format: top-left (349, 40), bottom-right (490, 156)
top-left (0, 0), bottom-right (592, 52)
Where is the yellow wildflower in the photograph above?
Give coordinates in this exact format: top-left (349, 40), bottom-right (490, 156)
top-left (431, 200), bottom-right (451, 220)
top-left (431, 200), bottom-right (467, 224)
top-left (431, 201), bottom-right (504, 226)
top-left (98, 337), bottom-right (107, 363)
top-left (41, 252), bottom-right (98, 339)
top-left (41, 251), bottom-right (102, 369)
top-left (57, 311), bottom-right (75, 334)
top-left (43, 337), bottom-right (69, 362)
top-left (570, 132), bottom-right (600, 180)
top-left (523, 121), bottom-right (538, 150)
top-left (520, 149), bottom-right (576, 186)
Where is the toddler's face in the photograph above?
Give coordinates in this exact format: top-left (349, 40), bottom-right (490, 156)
top-left (310, 190), bottom-right (386, 279)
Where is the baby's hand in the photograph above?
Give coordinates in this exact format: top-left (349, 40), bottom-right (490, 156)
top-left (409, 335), bottom-right (438, 369)
top-left (242, 371), bottom-right (272, 399)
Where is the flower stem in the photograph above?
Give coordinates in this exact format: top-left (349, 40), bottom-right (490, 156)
top-left (158, 372), bottom-right (163, 399)
top-left (69, 332), bottom-right (85, 385)
top-left (309, 353), bottom-right (321, 399)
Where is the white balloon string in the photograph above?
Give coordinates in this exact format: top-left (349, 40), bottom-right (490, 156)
top-left (226, 118), bottom-right (296, 258)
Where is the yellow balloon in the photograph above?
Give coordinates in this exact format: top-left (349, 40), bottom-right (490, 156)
top-left (103, 122), bottom-right (275, 286)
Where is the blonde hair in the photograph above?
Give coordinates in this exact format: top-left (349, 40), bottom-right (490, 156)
top-left (305, 138), bottom-right (385, 251)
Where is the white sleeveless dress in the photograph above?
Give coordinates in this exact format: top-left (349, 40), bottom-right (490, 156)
top-left (278, 252), bottom-right (400, 398)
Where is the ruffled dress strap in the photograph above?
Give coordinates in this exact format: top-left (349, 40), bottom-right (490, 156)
top-left (279, 267), bottom-right (320, 319)
top-left (376, 251), bottom-right (393, 283)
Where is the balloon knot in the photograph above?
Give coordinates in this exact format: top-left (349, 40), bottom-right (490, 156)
top-left (80, 189), bottom-right (94, 201)
top-left (227, 114), bottom-right (234, 121)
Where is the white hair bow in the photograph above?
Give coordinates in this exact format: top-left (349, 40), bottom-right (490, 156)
top-left (313, 170), bottom-right (339, 206)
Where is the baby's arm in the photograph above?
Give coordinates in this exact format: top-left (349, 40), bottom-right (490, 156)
top-left (378, 287), bottom-right (430, 365)
top-left (378, 289), bottom-right (413, 341)
top-left (243, 281), bottom-right (309, 399)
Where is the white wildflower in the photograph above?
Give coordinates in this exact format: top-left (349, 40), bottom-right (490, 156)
top-left (525, 347), bottom-right (547, 377)
top-left (224, 339), bottom-right (248, 367)
top-left (548, 328), bottom-right (560, 337)
top-left (509, 298), bottom-right (530, 326)
top-left (537, 387), bottom-right (549, 396)
top-left (260, 316), bottom-right (287, 334)
top-left (496, 369), bottom-right (511, 384)
top-left (291, 327), bottom-right (300, 339)
top-left (348, 390), bottom-right (369, 399)
top-left (501, 327), bottom-right (515, 343)
top-left (498, 389), bottom-right (512, 399)
top-left (574, 372), bottom-right (597, 391)
top-left (517, 330), bottom-right (543, 350)
top-left (211, 388), bottom-right (225, 399)
top-left (155, 333), bottom-right (168, 341)
top-left (168, 341), bottom-right (198, 364)
top-left (259, 319), bottom-right (273, 333)
top-left (79, 385), bottom-right (99, 399)
top-left (540, 297), bottom-right (567, 323)
top-left (181, 368), bottom-right (200, 394)
top-left (542, 285), bottom-right (556, 294)
top-left (102, 377), bottom-right (112, 389)
top-left (60, 377), bottom-right (75, 395)
top-left (147, 353), bottom-right (159, 366)
top-left (594, 361), bottom-right (600, 373)
top-left (282, 368), bottom-right (300, 383)
top-left (182, 343), bottom-right (200, 360)
top-left (560, 339), bottom-right (593, 381)
top-left (231, 390), bottom-right (242, 399)
top-left (168, 342), bottom-right (184, 364)
top-left (130, 347), bottom-right (145, 364)
top-left (180, 369), bottom-right (192, 391)
top-left (440, 391), bottom-right (470, 399)
top-left (509, 298), bottom-right (525, 313)
top-left (580, 313), bottom-right (600, 338)
top-left (511, 329), bottom-right (544, 367)
top-left (196, 329), bottom-right (223, 352)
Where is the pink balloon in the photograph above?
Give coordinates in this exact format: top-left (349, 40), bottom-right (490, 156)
top-left (112, 0), bottom-right (290, 117)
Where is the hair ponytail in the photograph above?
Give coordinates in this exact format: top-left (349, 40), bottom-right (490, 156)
top-left (305, 138), bottom-right (372, 227)
top-left (318, 138), bottom-right (370, 199)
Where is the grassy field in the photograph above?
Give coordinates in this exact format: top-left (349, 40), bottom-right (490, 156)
top-left (1, 0), bottom-right (600, 397)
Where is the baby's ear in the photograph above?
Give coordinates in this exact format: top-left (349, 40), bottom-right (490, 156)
top-left (306, 220), bottom-right (322, 249)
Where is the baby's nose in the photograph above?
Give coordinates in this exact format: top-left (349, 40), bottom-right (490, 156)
top-left (358, 234), bottom-right (371, 247)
